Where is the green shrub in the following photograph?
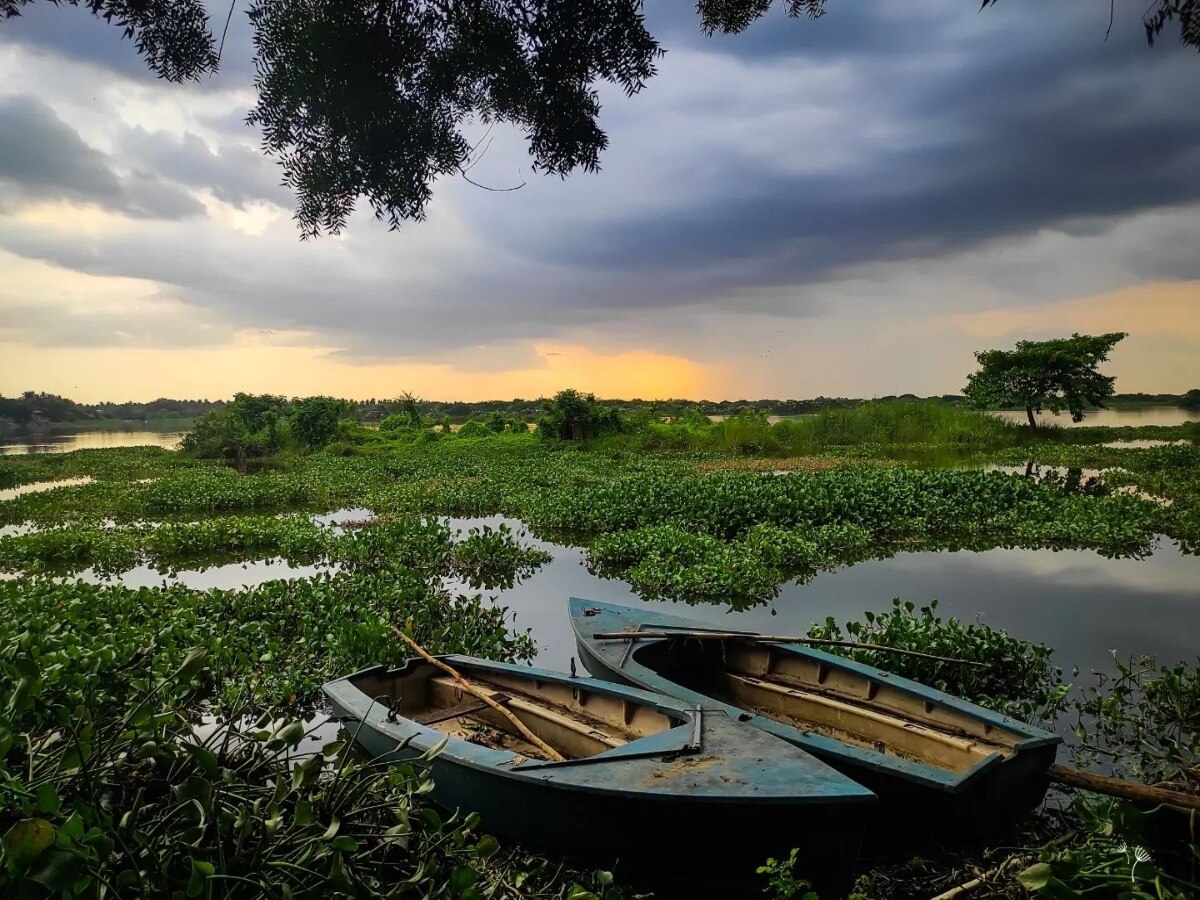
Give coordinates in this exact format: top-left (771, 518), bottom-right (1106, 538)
top-left (291, 396), bottom-right (353, 449)
top-left (456, 420), bottom-right (491, 438)
top-left (808, 599), bottom-right (1069, 724)
top-left (537, 389), bottom-right (626, 441)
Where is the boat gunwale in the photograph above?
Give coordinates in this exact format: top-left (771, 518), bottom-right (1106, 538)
top-left (324, 658), bottom-right (876, 805)
top-left (569, 597), bottom-right (1062, 794)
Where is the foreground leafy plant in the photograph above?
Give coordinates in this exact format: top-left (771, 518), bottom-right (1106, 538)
top-left (0, 652), bottom-right (624, 899)
top-left (758, 849), bottom-right (819, 900)
top-left (0, 570), bottom-right (534, 734)
top-left (1019, 796), bottom-right (1199, 900)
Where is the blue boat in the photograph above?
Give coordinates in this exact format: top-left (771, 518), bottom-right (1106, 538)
top-left (569, 598), bottom-right (1062, 837)
top-left (324, 655), bottom-right (873, 896)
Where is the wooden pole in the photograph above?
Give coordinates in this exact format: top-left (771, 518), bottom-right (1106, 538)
top-left (390, 626), bottom-right (565, 763)
top-left (1048, 763), bottom-right (1200, 812)
top-left (591, 630), bottom-right (988, 668)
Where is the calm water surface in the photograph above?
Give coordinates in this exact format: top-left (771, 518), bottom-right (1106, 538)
top-left (0, 477), bottom-right (94, 503)
top-left (88, 511), bottom-right (1197, 688)
top-left (1, 430), bottom-right (185, 455)
top-left (439, 517), bottom-right (1200, 683)
top-left (991, 408), bottom-right (1196, 428)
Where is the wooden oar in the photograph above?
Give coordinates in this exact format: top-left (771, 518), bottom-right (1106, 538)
top-left (390, 626), bottom-right (566, 762)
top-left (592, 630), bottom-right (988, 668)
top-left (1048, 763), bottom-right (1200, 812)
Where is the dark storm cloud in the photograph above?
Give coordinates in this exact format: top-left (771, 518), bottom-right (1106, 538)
top-left (0, 96), bottom-right (206, 219)
top-left (479, 4), bottom-right (1200, 303)
top-left (0, 94), bottom-right (121, 201)
top-left (546, 74), bottom-right (1200, 280)
top-left (644, 0), bottom-right (950, 59)
top-left (2, 0), bottom-right (1199, 361)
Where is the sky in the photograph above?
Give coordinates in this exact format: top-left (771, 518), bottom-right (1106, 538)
top-left (1, 1), bottom-right (1198, 403)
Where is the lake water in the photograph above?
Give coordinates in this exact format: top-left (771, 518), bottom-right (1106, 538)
top-left (0, 430), bottom-right (185, 455)
top-left (439, 517), bottom-right (1200, 684)
top-left (991, 408), bottom-right (1196, 428)
top-left (709, 408), bottom-right (1196, 428)
top-left (72, 510), bottom-right (1199, 689)
top-left (0, 476), bottom-right (94, 504)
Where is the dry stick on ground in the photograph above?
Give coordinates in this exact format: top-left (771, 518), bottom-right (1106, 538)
top-left (928, 854), bottom-right (1028, 900)
top-left (390, 626), bottom-right (566, 762)
top-left (1048, 763), bottom-right (1200, 812)
top-left (929, 831), bottom-right (1078, 900)
top-left (591, 630), bottom-right (989, 668)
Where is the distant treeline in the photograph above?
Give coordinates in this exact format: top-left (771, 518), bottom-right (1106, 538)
top-left (373, 394), bottom-right (960, 422)
top-left (0, 392), bottom-right (224, 427)
top-left (354, 391), bottom-right (1200, 421)
top-left (4, 388), bottom-right (1198, 429)
top-left (1108, 392), bottom-right (1200, 408)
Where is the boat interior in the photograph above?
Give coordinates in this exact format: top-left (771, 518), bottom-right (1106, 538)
top-left (351, 664), bottom-right (682, 762)
top-left (632, 638), bottom-right (1023, 773)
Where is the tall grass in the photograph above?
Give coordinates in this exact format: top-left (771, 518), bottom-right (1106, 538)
top-left (778, 401), bottom-right (1020, 449)
top-left (609, 401), bottom-right (1023, 454)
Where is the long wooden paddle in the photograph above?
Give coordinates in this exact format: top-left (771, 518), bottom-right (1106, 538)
top-left (390, 626), bottom-right (566, 762)
top-left (592, 629), bottom-right (988, 668)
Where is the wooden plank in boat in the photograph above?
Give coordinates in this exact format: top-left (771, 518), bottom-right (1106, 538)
top-left (720, 672), bottom-right (988, 771)
top-left (415, 696), bottom-right (506, 726)
top-left (430, 676), bottom-right (626, 751)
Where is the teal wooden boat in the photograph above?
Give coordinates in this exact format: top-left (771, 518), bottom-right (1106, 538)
top-left (569, 598), bottom-right (1062, 837)
top-left (323, 655), bottom-right (874, 895)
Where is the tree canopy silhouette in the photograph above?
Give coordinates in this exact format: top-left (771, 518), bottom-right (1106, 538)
top-left (3, 1), bottom-right (1196, 236)
top-left (963, 333), bottom-right (1128, 430)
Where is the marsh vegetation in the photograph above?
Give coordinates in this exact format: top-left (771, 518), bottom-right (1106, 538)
top-left (1, 393), bottom-right (1197, 898)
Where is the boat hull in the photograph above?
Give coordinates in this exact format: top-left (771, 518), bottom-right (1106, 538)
top-left (325, 657), bottom-right (873, 896)
top-left (571, 598), bottom-right (1062, 840)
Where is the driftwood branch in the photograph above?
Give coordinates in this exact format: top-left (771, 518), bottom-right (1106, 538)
top-left (390, 626), bottom-right (565, 762)
top-left (591, 630), bottom-right (988, 668)
top-left (1049, 763), bottom-right (1200, 812)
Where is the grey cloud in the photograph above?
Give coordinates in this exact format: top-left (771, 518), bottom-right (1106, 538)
top-left (0, 95), bottom-right (205, 219)
top-left (645, 0), bottom-right (954, 60)
top-left (118, 126), bottom-right (292, 209)
top-left (332, 340), bottom-right (551, 373)
top-left (0, 302), bottom-right (231, 348)
top-left (123, 171), bottom-right (211, 219)
top-left (0, 94), bottom-right (122, 201)
top-left (7, 200), bottom-right (1196, 366)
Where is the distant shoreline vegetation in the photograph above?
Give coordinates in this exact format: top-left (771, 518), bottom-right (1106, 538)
top-left (0, 417), bottom-right (197, 437)
top-left (3, 389), bottom-right (1198, 432)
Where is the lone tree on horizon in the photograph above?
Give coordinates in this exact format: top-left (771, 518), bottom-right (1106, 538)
top-left (963, 332), bottom-right (1128, 430)
top-left (3, 0), bottom-right (1197, 236)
